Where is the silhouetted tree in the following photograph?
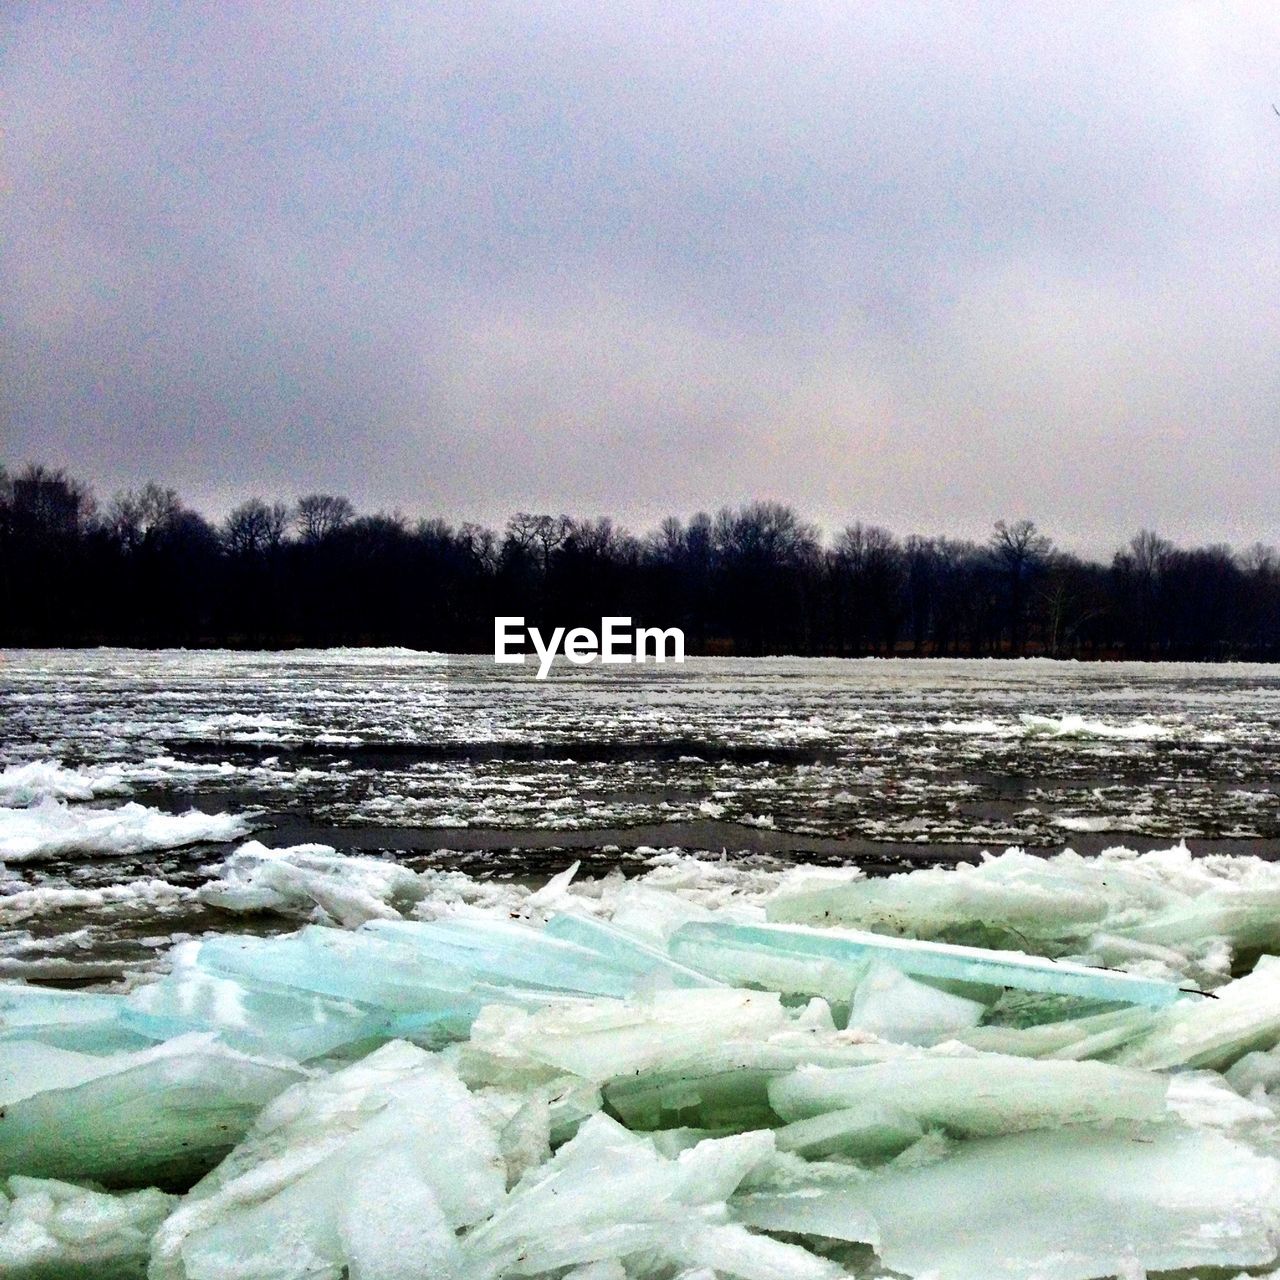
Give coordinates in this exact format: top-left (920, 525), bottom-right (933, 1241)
top-left (834, 524), bottom-right (904, 654)
top-left (714, 502), bottom-right (820, 653)
top-left (990, 519), bottom-right (1053, 654)
top-left (1112, 530), bottom-right (1174, 658)
top-left (295, 494), bottom-right (355, 544)
top-left (1, 458), bottom-right (1277, 657)
top-left (223, 498), bottom-right (289, 558)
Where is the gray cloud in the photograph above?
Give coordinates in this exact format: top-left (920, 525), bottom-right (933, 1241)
top-left (3, 1), bottom-right (1279, 554)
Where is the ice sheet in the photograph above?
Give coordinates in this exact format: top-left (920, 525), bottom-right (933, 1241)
top-left (0, 760), bottom-right (129, 806)
top-left (0, 1034), bottom-right (306, 1189)
top-left (1115, 954), bottom-right (1280, 1071)
top-left (149, 1043), bottom-right (506, 1280)
top-left (669, 919), bottom-right (1183, 1006)
top-left (767, 844), bottom-right (1280, 982)
top-left (767, 1054), bottom-right (1168, 1138)
top-left (734, 1126), bottom-right (1280, 1280)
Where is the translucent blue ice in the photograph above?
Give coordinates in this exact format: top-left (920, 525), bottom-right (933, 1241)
top-left (668, 921), bottom-right (1184, 1007)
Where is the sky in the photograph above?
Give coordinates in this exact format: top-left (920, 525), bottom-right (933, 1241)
top-left (3, 1), bottom-right (1279, 556)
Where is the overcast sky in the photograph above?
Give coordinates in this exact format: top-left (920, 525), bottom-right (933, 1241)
top-left (3, 2), bottom-right (1278, 555)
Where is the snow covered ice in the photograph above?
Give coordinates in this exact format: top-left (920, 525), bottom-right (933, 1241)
top-left (0, 1176), bottom-right (174, 1280)
top-left (5, 651), bottom-right (1280, 1277)
top-left (196, 840), bottom-right (426, 927)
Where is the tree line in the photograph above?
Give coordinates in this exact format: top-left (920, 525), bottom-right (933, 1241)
top-left (1, 462), bottom-right (1277, 659)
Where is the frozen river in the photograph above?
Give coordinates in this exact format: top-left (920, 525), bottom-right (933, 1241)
top-left (7, 649), bottom-right (1280, 1280)
top-left (2, 648), bottom-right (1280, 982)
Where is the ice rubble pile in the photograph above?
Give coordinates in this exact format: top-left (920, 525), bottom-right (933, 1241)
top-left (6, 844), bottom-right (1280, 1278)
top-left (0, 758), bottom-right (256, 864)
top-left (767, 842), bottom-right (1280, 985)
top-left (0, 760), bottom-right (130, 807)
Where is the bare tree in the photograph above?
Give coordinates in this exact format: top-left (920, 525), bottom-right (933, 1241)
top-left (835, 524), bottom-right (903, 653)
top-left (503, 513), bottom-right (571, 572)
top-left (714, 501), bottom-right (819, 567)
top-left (223, 498), bottom-right (289, 557)
top-left (990, 519), bottom-right (1053, 654)
top-left (459, 521), bottom-right (499, 573)
top-left (1113, 530), bottom-right (1174, 657)
top-left (531, 514), bottom-right (571, 571)
top-left (110, 483), bottom-right (182, 552)
top-left (1240, 542), bottom-right (1277, 577)
top-left (295, 494), bottom-right (355, 544)
top-left (650, 515), bottom-right (685, 563)
top-left (10, 464), bottom-right (96, 537)
top-left (713, 502), bottom-right (821, 653)
top-left (565, 516), bottom-right (622, 559)
top-left (991, 518), bottom-right (1052, 573)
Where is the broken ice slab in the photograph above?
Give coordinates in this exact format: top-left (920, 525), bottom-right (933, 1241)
top-left (768, 1054), bottom-right (1167, 1141)
top-left (0, 985), bottom-right (151, 1055)
top-left (767, 849), bottom-right (1112, 938)
top-left (845, 962), bottom-right (985, 1045)
top-left (149, 1042), bottom-right (508, 1280)
top-left (766, 845), bottom-right (1280, 977)
top-left (120, 944), bottom-right (391, 1062)
top-left (365, 917), bottom-right (664, 999)
top-left (0, 1175), bottom-right (174, 1280)
top-left (733, 1126), bottom-right (1280, 1280)
top-left (192, 927), bottom-right (494, 1032)
top-left (772, 1104), bottom-right (925, 1159)
top-left (207, 919), bottom-right (650, 1007)
top-left (460, 1114), bottom-right (837, 1280)
top-left (460, 991), bottom-right (909, 1131)
top-left (955, 1004), bottom-right (1155, 1060)
top-left (493, 1074), bottom-right (605, 1182)
top-left (601, 1041), bottom-right (896, 1135)
top-left (124, 921), bottom-right (669, 1062)
top-left (765, 847), bottom-right (1167, 941)
top-left (542, 912), bottom-right (723, 987)
top-left (197, 838), bottom-right (427, 927)
top-left (1114, 953), bottom-right (1280, 1072)
top-left (668, 920), bottom-right (1184, 1007)
top-left (0, 1034), bottom-right (305, 1189)
top-left (603, 882), bottom-right (719, 945)
top-left (466, 988), bottom-right (792, 1084)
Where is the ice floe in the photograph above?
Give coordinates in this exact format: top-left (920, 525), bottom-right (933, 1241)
top-left (1019, 713), bottom-right (1172, 740)
top-left (196, 840), bottom-right (425, 926)
top-left (6, 652), bottom-right (1279, 849)
top-left (0, 760), bottom-right (129, 807)
top-left (0, 798), bottom-right (252, 862)
top-left (0, 878), bottom-right (192, 926)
